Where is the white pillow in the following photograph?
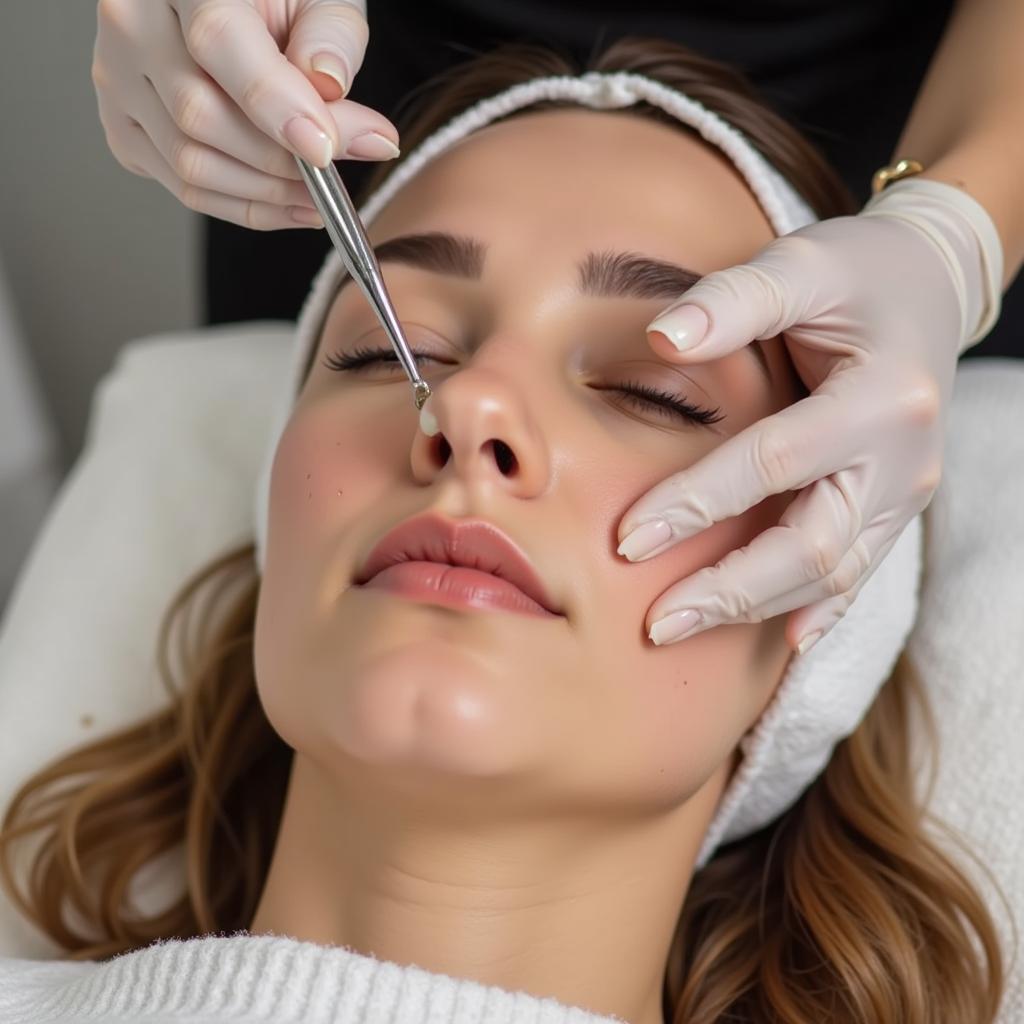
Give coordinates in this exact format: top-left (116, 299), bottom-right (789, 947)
top-left (0, 322), bottom-right (291, 958)
top-left (0, 327), bottom-right (1021, 1020)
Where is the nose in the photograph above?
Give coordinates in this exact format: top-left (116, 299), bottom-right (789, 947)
top-left (410, 366), bottom-right (551, 498)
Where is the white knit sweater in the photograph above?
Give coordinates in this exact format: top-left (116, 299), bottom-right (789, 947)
top-left (0, 933), bottom-right (624, 1024)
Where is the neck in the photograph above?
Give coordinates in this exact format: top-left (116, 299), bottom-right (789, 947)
top-left (250, 755), bottom-right (728, 1024)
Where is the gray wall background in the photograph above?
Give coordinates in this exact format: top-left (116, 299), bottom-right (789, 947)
top-left (0, 3), bottom-right (200, 610)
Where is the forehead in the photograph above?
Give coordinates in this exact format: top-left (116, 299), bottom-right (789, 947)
top-left (366, 107), bottom-right (776, 277)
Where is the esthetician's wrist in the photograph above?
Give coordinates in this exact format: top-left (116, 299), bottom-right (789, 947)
top-left (860, 175), bottom-right (1005, 353)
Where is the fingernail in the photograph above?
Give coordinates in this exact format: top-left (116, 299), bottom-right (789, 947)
top-left (310, 52), bottom-right (350, 95)
top-left (617, 519), bottom-right (672, 561)
top-left (647, 305), bottom-right (709, 352)
top-left (649, 609), bottom-right (702, 646)
top-left (796, 630), bottom-right (823, 656)
top-left (289, 206), bottom-right (324, 227)
top-left (283, 115), bottom-right (334, 167)
top-left (344, 131), bottom-right (401, 160)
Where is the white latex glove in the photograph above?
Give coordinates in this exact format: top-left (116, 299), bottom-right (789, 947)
top-left (92, 0), bottom-right (400, 230)
top-left (618, 178), bottom-right (1003, 653)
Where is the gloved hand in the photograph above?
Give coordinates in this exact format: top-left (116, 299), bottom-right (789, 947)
top-left (92, 0), bottom-right (399, 230)
top-left (618, 178), bottom-right (1003, 652)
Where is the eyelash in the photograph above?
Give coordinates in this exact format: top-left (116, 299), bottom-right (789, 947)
top-left (613, 379), bottom-right (724, 425)
top-left (324, 345), bottom-right (435, 373)
top-left (322, 345), bottom-right (724, 426)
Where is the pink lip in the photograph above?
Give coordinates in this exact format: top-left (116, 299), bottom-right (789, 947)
top-left (353, 512), bottom-right (561, 618)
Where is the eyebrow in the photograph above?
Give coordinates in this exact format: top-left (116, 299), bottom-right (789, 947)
top-left (360, 231), bottom-right (770, 381)
top-left (372, 231), bottom-right (485, 278)
top-left (578, 250), bottom-right (699, 299)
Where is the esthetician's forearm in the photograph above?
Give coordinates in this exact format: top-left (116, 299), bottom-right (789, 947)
top-left (893, 0), bottom-right (1024, 286)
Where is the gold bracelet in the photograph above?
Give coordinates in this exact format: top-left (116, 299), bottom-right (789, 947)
top-left (871, 158), bottom-right (925, 194)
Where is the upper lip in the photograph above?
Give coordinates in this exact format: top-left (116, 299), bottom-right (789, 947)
top-left (354, 512), bottom-right (561, 615)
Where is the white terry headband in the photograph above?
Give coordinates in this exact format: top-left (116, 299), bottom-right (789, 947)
top-left (251, 70), bottom-right (923, 867)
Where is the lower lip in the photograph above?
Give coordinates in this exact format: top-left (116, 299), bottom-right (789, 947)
top-left (357, 562), bottom-right (558, 618)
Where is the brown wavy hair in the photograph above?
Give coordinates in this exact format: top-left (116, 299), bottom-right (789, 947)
top-left (0, 38), bottom-right (1007, 1023)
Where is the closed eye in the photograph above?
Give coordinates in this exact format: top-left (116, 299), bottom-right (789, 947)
top-left (598, 380), bottom-right (724, 426)
top-left (322, 346), bottom-right (724, 426)
top-left (322, 344), bottom-right (451, 372)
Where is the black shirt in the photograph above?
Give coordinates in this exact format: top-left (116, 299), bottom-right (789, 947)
top-left (203, 0), bottom-right (1021, 359)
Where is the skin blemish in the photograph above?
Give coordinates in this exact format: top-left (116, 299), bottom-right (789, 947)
top-left (337, 490), bottom-right (343, 496)
top-left (419, 402), bottom-right (441, 437)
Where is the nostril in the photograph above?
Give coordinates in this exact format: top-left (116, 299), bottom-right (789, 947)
top-left (429, 435), bottom-right (518, 475)
top-left (491, 439), bottom-right (518, 476)
top-left (436, 434), bottom-right (452, 466)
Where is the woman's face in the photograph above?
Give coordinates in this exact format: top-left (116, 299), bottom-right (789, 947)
top-left (255, 108), bottom-right (800, 820)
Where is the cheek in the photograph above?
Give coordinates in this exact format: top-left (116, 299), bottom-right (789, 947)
top-left (263, 400), bottom-right (411, 579)
top-left (255, 401), bottom-right (408, 737)
top-left (569, 477), bottom-right (793, 808)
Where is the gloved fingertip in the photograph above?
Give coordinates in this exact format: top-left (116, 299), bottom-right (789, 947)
top-left (649, 609), bottom-right (703, 646)
top-left (310, 52), bottom-right (351, 99)
top-left (617, 518), bottom-right (672, 561)
top-left (283, 115), bottom-right (334, 167)
top-left (795, 629), bottom-right (824, 656)
top-left (647, 329), bottom-right (688, 362)
top-left (646, 304), bottom-right (708, 352)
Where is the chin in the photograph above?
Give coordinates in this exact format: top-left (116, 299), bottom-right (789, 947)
top-left (301, 637), bottom-right (548, 782)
